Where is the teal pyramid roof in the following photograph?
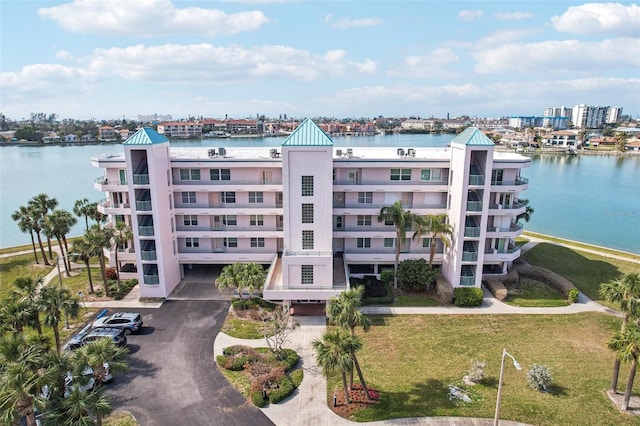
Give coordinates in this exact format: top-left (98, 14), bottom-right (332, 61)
top-left (124, 127), bottom-right (169, 145)
top-left (282, 118), bottom-right (333, 146)
top-left (450, 127), bottom-right (494, 146)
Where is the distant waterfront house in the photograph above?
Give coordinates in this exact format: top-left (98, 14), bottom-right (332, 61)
top-left (98, 126), bottom-right (116, 140)
top-left (81, 134), bottom-right (94, 141)
top-left (64, 134), bottom-right (78, 142)
top-left (156, 121), bottom-right (203, 138)
top-left (541, 130), bottom-right (579, 148)
top-left (226, 119), bottom-right (264, 135)
top-left (626, 139), bottom-right (640, 151)
top-left (91, 121), bottom-right (531, 309)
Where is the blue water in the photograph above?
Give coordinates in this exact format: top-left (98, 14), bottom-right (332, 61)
top-left (1, 135), bottom-right (638, 253)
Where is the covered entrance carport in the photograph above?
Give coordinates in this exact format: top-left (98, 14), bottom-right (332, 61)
top-left (169, 264), bottom-right (233, 300)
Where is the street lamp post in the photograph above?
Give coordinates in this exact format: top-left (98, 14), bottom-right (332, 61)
top-left (55, 252), bottom-right (79, 329)
top-left (494, 348), bottom-right (522, 426)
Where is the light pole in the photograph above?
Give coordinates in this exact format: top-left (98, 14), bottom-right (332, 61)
top-left (494, 348), bottom-right (522, 426)
top-left (55, 252), bottom-right (79, 329)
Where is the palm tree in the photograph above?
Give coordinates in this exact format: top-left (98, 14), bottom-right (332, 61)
top-left (38, 286), bottom-right (79, 353)
top-left (340, 332), bottom-right (372, 401)
top-left (29, 193), bottom-right (59, 259)
top-left (0, 299), bottom-right (34, 335)
top-left (516, 199), bottom-right (534, 224)
top-left (377, 201), bottom-right (420, 289)
top-left (85, 225), bottom-right (114, 298)
top-left (614, 131), bottom-right (628, 152)
top-left (600, 272), bottom-right (640, 392)
top-left (327, 285), bottom-right (372, 390)
top-left (111, 222), bottom-right (133, 291)
top-left (73, 198), bottom-right (92, 231)
top-left (10, 277), bottom-right (43, 334)
top-left (216, 263), bottom-right (265, 299)
top-left (413, 214), bottom-right (453, 267)
top-left (608, 323), bottom-right (640, 410)
top-left (11, 205), bottom-right (39, 264)
top-left (71, 237), bottom-right (96, 294)
top-left (44, 209), bottom-right (77, 276)
top-left (22, 204), bottom-right (50, 266)
top-left (72, 338), bottom-right (128, 389)
top-left (88, 202), bottom-right (106, 229)
top-left (313, 329), bottom-right (354, 405)
top-left (53, 386), bottom-right (112, 426)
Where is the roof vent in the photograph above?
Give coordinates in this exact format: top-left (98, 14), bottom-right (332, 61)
top-left (346, 148), bottom-right (353, 158)
top-left (407, 148), bottom-right (416, 157)
top-left (270, 148), bottom-right (280, 158)
top-left (397, 148), bottom-right (405, 157)
top-left (218, 147), bottom-right (226, 157)
top-left (336, 149), bottom-right (343, 157)
top-left (208, 149), bottom-right (217, 157)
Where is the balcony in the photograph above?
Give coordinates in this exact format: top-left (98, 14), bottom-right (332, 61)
top-left (138, 225), bottom-right (154, 237)
top-left (468, 174), bottom-right (485, 186)
top-left (143, 274), bottom-right (159, 285)
top-left (141, 250), bottom-right (157, 261)
top-left (94, 176), bottom-right (127, 191)
top-left (491, 177), bottom-right (528, 186)
top-left (466, 201), bottom-right (483, 212)
top-left (133, 174), bottom-right (149, 185)
top-left (464, 226), bottom-right (480, 238)
top-left (136, 200), bottom-right (152, 211)
top-left (486, 223), bottom-right (523, 237)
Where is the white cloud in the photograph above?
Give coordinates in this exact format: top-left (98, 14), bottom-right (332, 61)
top-left (478, 29), bottom-right (539, 45)
top-left (494, 12), bottom-right (533, 21)
top-left (38, 0), bottom-right (269, 36)
top-left (55, 50), bottom-right (74, 61)
top-left (389, 48), bottom-right (459, 78)
top-left (458, 10), bottom-right (483, 21)
top-left (329, 17), bottom-right (383, 30)
top-left (473, 38), bottom-right (640, 74)
top-left (0, 64), bottom-right (94, 102)
top-left (551, 3), bottom-right (640, 37)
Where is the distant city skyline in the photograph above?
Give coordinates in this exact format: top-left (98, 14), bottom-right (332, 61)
top-left (1, 1), bottom-right (639, 121)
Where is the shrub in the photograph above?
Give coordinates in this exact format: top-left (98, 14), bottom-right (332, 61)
top-left (453, 287), bottom-right (484, 306)
top-left (397, 259), bottom-right (436, 291)
top-left (568, 288), bottom-right (580, 303)
top-left (467, 359), bottom-right (486, 384)
top-left (380, 269), bottom-right (394, 285)
top-left (290, 368), bottom-right (304, 387)
top-left (215, 355), bottom-right (227, 367)
top-left (231, 299), bottom-right (253, 310)
top-left (279, 349), bottom-right (300, 372)
top-left (527, 364), bottom-right (553, 391)
top-left (269, 375), bottom-right (295, 404)
top-left (251, 391), bottom-right (267, 407)
top-left (361, 278), bottom-right (393, 305)
top-left (105, 267), bottom-right (117, 280)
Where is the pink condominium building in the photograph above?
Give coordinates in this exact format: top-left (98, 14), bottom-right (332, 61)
top-left (92, 119), bottom-right (530, 306)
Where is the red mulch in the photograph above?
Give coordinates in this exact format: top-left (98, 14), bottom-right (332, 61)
top-left (328, 385), bottom-right (380, 419)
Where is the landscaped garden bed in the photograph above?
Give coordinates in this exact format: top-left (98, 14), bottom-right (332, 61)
top-left (221, 298), bottom-right (278, 339)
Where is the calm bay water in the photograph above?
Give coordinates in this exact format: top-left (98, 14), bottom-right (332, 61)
top-left (1, 134), bottom-right (638, 253)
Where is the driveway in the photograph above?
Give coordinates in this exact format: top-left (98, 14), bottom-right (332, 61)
top-left (105, 300), bottom-right (274, 426)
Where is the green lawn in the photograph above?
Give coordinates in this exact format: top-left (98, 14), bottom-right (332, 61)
top-left (329, 313), bottom-right (638, 425)
top-left (221, 316), bottom-right (265, 339)
top-left (505, 278), bottom-right (569, 307)
top-left (0, 253), bottom-right (55, 298)
top-left (392, 293), bottom-right (439, 307)
top-left (523, 232), bottom-right (640, 261)
top-left (523, 243), bottom-right (640, 306)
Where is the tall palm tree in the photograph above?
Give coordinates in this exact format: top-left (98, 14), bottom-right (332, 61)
top-left (38, 286), bottom-right (79, 353)
top-left (29, 193), bottom-right (59, 259)
top-left (340, 332), bottom-right (372, 401)
top-left (88, 202), bottom-right (106, 229)
top-left (72, 338), bottom-right (128, 389)
top-left (111, 222), bottom-right (133, 291)
top-left (0, 299), bottom-right (34, 335)
top-left (73, 198), bottom-right (92, 231)
top-left (240, 263), bottom-right (267, 300)
top-left (327, 285), bottom-right (372, 389)
top-left (516, 199), bottom-right (534, 224)
top-left (413, 214), bottom-right (453, 267)
top-left (377, 201), bottom-right (419, 289)
top-left (71, 237), bottom-right (96, 294)
top-left (44, 209), bottom-right (77, 276)
top-left (608, 323), bottom-right (640, 410)
top-left (23, 204), bottom-right (50, 266)
top-left (11, 205), bottom-right (39, 264)
top-left (85, 225), bottom-right (114, 298)
top-left (600, 272), bottom-right (640, 392)
top-left (313, 329), bottom-right (354, 405)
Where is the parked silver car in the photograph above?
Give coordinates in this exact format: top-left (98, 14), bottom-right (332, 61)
top-left (92, 312), bottom-right (143, 334)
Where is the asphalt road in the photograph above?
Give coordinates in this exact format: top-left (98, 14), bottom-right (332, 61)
top-left (105, 300), bottom-right (274, 426)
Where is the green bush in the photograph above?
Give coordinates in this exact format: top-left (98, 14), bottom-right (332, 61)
top-left (453, 287), bottom-right (484, 306)
top-left (269, 375), bottom-right (295, 404)
top-left (526, 364), bottom-right (553, 391)
top-left (362, 278), bottom-right (394, 305)
top-left (397, 259), bottom-right (437, 291)
top-left (254, 298), bottom-right (278, 310)
top-left (279, 349), bottom-right (300, 372)
top-left (251, 391), bottom-right (267, 407)
top-left (215, 355), bottom-right (227, 366)
top-left (290, 368), bottom-right (304, 387)
top-left (568, 288), bottom-right (580, 303)
top-left (380, 270), bottom-right (394, 285)
top-left (231, 299), bottom-right (253, 310)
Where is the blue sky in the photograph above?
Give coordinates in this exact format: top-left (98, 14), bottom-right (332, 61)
top-left (1, 1), bottom-right (639, 121)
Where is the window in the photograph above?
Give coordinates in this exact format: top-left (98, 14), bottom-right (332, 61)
top-left (183, 215), bottom-right (198, 226)
top-left (301, 176), bottom-right (314, 196)
top-left (210, 169), bottom-right (231, 181)
top-left (224, 237), bottom-right (237, 248)
top-left (115, 215), bottom-right (125, 225)
top-left (223, 215), bottom-right (237, 226)
top-left (251, 237), bottom-right (265, 248)
top-left (357, 215), bottom-right (371, 226)
top-left (384, 238), bottom-right (395, 248)
top-left (182, 192), bottom-right (196, 204)
top-left (249, 191), bottom-right (264, 203)
top-left (390, 168), bottom-right (411, 181)
top-left (180, 169), bottom-right (200, 181)
top-left (301, 265), bottom-right (314, 285)
top-left (302, 204), bottom-right (314, 223)
top-left (421, 169), bottom-right (442, 181)
top-left (385, 218), bottom-right (394, 226)
top-left (357, 238), bottom-right (371, 248)
top-left (302, 231), bottom-right (314, 249)
top-left (357, 192), bottom-right (372, 204)
top-left (250, 215), bottom-right (264, 226)
top-left (185, 237), bottom-right (199, 248)
top-left (335, 216), bottom-right (343, 229)
top-left (422, 238), bottom-right (432, 248)
top-left (221, 192), bottom-right (236, 203)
